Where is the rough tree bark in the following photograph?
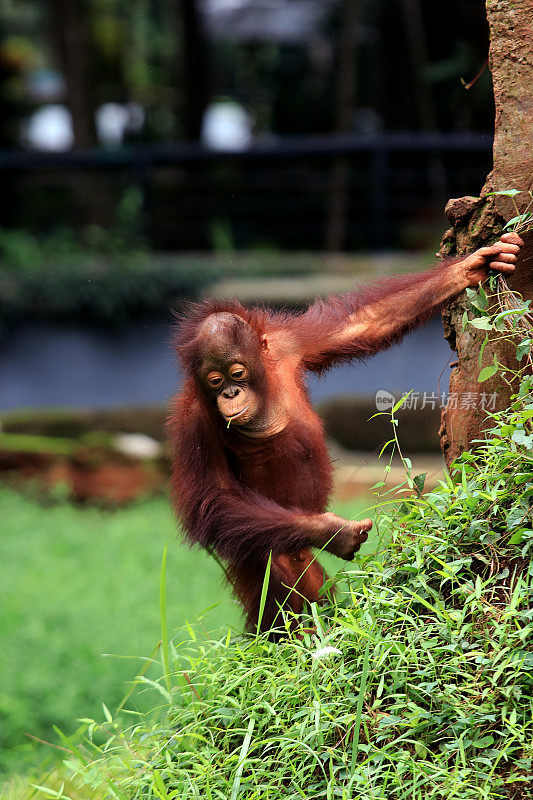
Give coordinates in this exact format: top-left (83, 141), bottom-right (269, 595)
top-left (438, 0), bottom-right (533, 467)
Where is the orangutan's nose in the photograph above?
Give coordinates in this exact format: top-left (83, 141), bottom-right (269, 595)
top-left (222, 386), bottom-right (240, 399)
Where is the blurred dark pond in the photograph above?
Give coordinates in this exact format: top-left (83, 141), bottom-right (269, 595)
top-left (0, 317), bottom-right (450, 411)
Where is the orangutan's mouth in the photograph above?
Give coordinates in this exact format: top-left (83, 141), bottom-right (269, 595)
top-left (224, 405), bottom-right (250, 423)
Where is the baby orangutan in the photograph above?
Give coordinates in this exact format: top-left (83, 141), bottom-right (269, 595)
top-left (169, 233), bottom-right (523, 638)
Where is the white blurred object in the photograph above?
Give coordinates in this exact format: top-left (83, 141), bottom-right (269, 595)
top-left (203, 0), bottom-right (335, 44)
top-left (24, 104), bottom-right (74, 151)
top-left (113, 433), bottom-right (162, 460)
top-left (209, 0), bottom-right (247, 9)
top-left (96, 102), bottom-right (145, 147)
top-left (201, 100), bottom-right (252, 151)
top-left (96, 103), bottom-right (129, 146)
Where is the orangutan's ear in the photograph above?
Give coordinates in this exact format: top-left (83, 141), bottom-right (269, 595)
top-left (261, 335), bottom-right (269, 352)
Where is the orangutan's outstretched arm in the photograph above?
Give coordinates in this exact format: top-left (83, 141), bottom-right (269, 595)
top-left (291, 233), bottom-right (522, 372)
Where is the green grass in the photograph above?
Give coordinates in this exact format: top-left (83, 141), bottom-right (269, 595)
top-left (0, 485), bottom-right (375, 777)
top-left (9, 388), bottom-right (532, 800)
top-left (0, 487), bottom-right (236, 775)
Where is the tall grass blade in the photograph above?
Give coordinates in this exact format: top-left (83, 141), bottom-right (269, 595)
top-left (230, 717), bottom-right (255, 800)
top-left (116, 640), bottom-right (162, 714)
top-left (159, 542), bottom-right (171, 693)
top-left (350, 626), bottom-right (373, 771)
top-left (256, 551), bottom-right (272, 635)
top-left (153, 769), bottom-right (171, 800)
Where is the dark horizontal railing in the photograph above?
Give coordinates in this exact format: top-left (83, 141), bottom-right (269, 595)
top-left (0, 131), bottom-right (493, 170)
top-left (0, 132), bottom-right (494, 250)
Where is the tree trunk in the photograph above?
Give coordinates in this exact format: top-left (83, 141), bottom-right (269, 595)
top-left (178, 0), bottom-right (209, 142)
top-left (438, 0), bottom-right (533, 467)
top-left (400, 0), bottom-right (446, 203)
top-left (47, 0), bottom-right (97, 149)
top-left (325, 0), bottom-right (361, 253)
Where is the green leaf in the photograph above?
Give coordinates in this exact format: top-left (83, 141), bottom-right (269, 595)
top-left (413, 473), bottom-right (427, 496)
top-left (377, 714), bottom-right (406, 728)
top-left (516, 339), bottom-right (532, 362)
top-left (470, 317), bottom-right (493, 331)
top-left (472, 735), bottom-right (495, 748)
top-left (231, 717), bottom-right (255, 800)
top-left (153, 770), bottom-right (171, 800)
top-left (393, 391), bottom-right (412, 413)
top-left (486, 189), bottom-right (520, 197)
top-left (478, 365), bottom-right (498, 382)
top-left (351, 618), bottom-right (379, 769)
top-left (469, 283), bottom-right (488, 311)
top-left (512, 429), bottom-right (533, 448)
top-left (478, 334), bottom-right (489, 366)
top-left (504, 213), bottom-right (532, 230)
top-left (507, 507), bottom-right (525, 529)
top-left (159, 542), bottom-right (171, 694)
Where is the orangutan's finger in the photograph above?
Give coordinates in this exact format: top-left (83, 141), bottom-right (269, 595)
top-left (501, 232), bottom-right (524, 246)
top-left (489, 261), bottom-right (516, 274)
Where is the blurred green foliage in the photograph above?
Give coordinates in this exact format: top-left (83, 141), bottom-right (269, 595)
top-left (0, 186), bottom-right (210, 332)
top-left (0, 486), bottom-right (238, 775)
top-left (0, 179), bottom-right (337, 335)
top-left (0, 239), bottom-right (217, 333)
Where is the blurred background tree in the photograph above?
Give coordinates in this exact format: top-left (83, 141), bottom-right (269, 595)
top-left (0, 0), bottom-right (494, 146)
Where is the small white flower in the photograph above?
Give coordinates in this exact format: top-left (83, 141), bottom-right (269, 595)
top-left (311, 646), bottom-right (342, 660)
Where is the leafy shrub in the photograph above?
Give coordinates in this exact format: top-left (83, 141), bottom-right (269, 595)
top-left (0, 188), bottom-right (214, 333)
top-left (0, 243), bottom-right (219, 334)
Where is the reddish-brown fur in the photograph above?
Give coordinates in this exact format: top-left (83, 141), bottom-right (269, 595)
top-left (168, 235), bottom-right (522, 638)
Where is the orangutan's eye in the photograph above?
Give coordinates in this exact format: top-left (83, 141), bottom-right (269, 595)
top-left (229, 363), bottom-right (248, 381)
top-left (207, 372), bottom-right (224, 389)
